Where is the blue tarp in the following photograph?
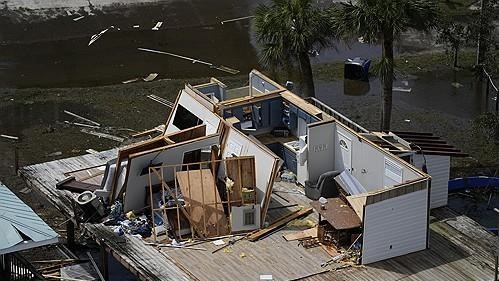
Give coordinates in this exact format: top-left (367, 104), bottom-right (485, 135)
top-left (448, 176), bottom-right (499, 192)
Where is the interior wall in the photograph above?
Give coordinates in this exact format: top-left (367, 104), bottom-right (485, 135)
top-left (307, 122), bottom-right (336, 182)
top-left (221, 127), bottom-right (278, 209)
top-left (335, 125), bottom-right (421, 191)
top-left (123, 134), bottom-right (220, 212)
top-left (165, 89), bottom-right (221, 135)
top-left (249, 72), bottom-right (281, 95)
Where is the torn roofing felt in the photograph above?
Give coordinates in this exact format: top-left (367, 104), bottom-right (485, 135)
top-left (0, 182), bottom-right (59, 254)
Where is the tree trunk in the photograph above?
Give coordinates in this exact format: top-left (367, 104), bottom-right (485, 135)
top-left (476, 0), bottom-right (489, 66)
top-left (298, 52), bottom-right (315, 97)
top-left (381, 30), bottom-right (394, 131)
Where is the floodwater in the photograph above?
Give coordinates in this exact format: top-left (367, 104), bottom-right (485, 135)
top-left (315, 69), bottom-right (494, 120)
top-left (0, 0), bottom-right (260, 88)
top-left (0, 0), bottom-right (435, 89)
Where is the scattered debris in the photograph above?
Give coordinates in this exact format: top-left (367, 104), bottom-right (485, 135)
top-left (73, 15), bottom-right (85, 21)
top-left (85, 149), bottom-right (99, 154)
top-left (283, 226), bottom-right (317, 241)
top-left (159, 244), bottom-right (207, 251)
top-left (138, 47), bottom-right (240, 74)
top-left (147, 95), bottom-right (174, 108)
top-left (152, 21), bottom-right (163, 30)
top-left (212, 239), bottom-right (225, 246)
top-left (86, 252), bottom-right (105, 281)
top-left (212, 236), bottom-right (246, 253)
top-left (0, 134), bottom-right (19, 141)
top-left (47, 151), bottom-right (63, 157)
top-left (19, 187), bottom-right (32, 194)
top-left (80, 129), bottom-right (124, 142)
top-left (64, 121), bottom-right (100, 129)
top-left (88, 26), bottom-right (114, 46)
top-left (64, 110), bottom-right (100, 127)
top-left (239, 252), bottom-right (246, 258)
top-left (392, 86), bottom-right (412, 93)
top-left (220, 15), bottom-right (254, 24)
top-left (131, 125), bottom-right (165, 138)
top-left (268, 203), bottom-right (298, 210)
top-left (143, 73), bottom-right (159, 82)
top-left (247, 208), bottom-right (313, 242)
top-left (287, 218), bottom-right (315, 228)
top-left (451, 82), bottom-right (464, 88)
top-left (122, 78), bottom-right (140, 84)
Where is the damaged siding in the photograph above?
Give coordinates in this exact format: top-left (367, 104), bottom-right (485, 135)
top-left (413, 154), bottom-right (450, 209)
top-left (362, 184), bottom-right (428, 264)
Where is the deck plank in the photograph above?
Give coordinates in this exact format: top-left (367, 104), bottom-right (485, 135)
top-left (19, 149), bottom-right (499, 281)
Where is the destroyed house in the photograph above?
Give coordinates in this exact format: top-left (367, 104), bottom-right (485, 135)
top-left (90, 70), bottom-right (432, 265)
top-left (21, 70), bottom-right (495, 281)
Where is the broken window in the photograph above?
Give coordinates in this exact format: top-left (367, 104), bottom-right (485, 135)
top-left (173, 105), bottom-right (201, 130)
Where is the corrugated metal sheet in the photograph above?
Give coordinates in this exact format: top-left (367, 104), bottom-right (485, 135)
top-left (0, 181), bottom-right (58, 254)
top-left (413, 154), bottom-right (450, 208)
top-left (362, 189), bottom-right (428, 264)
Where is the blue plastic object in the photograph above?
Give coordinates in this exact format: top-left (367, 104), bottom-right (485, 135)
top-left (448, 176), bottom-right (499, 192)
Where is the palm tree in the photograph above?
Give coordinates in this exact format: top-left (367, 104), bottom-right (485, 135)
top-left (254, 0), bottom-right (332, 97)
top-left (331, 0), bottom-right (438, 130)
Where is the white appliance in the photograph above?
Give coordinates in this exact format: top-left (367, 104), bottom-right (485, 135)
top-left (297, 135), bottom-right (308, 186)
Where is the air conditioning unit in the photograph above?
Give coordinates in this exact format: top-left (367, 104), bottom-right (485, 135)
top-left (76, 191), bottom-right (105, 221)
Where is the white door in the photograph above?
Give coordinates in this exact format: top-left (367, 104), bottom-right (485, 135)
top-left (338, 132), bottom-right (352, 173)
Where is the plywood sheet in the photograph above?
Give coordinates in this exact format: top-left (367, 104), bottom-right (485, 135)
top-left (225, 157), bottom-right (255, 205)
top-left (283, 226), bottom-right (317, 241)
top-left (176, 169), bottom-right (229, 237)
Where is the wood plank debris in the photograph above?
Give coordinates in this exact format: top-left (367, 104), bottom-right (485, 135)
top-left (138, 47), bottom-right (240, 74)
top-left (73, 15), bottom-right (85, 21)
top-left (86, 252), bottom-right (105, 281)
top-left (64, 110), bottom-right (101, 127)
top-left (283, 226), bottom-right (317, 241)
top-left (88, 26), bottom-right (114, 46)
top-left (122, 77), bottom-right (140, 84)
top-left (248, 207), bottom-right (313, 241)
top-left (0, 134), bottom-right (19, 140)
top-left (152, 21), bottom-right (163, 30)
top-left (80, 129), bottom-right (124, 142)
top-left (143, 73), bottom-right (159, 82)
top-left (220, 15), bottom-right (255, 24)
top-left (159, 244), bottom-right (207, 251)
top-left (147, 95), bottom-right (174, 108)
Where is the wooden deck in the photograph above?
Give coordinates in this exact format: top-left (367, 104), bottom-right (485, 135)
top-left (20, 149), bottom-right (499, 281)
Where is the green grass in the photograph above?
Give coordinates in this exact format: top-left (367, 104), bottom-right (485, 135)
top-left (0, 75), bottom-right (248, 168)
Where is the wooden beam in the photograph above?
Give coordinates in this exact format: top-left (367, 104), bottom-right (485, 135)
top-left (391, 131), bottom-right (434, 136)
top-left (151, 168), bottom-right (206, 239)
top-left (248, 207), bottom-right (313, 242)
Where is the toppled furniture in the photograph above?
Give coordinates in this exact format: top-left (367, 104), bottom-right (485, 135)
top-left (305, 171), bottom-right (341, 200)
top-left (56, 176), bottom-right (100, 193)
top-left (310, 198), bottom-right (361, 247)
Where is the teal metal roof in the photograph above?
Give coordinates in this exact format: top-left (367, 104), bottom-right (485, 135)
top-left (0, 182), bottom-right (59, 254)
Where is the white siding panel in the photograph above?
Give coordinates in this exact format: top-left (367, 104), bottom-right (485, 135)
top-left (362, 189), bottom-right (428, 264)
top-left (413, 155), bottom-right (450, 208)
